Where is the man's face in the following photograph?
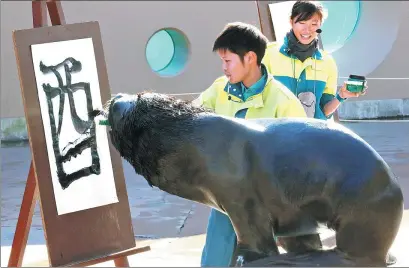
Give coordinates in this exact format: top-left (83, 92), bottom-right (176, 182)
top-left (291, 13), bottom-right (322, 45)
top-left (217, 49), bottom-right (248, 84)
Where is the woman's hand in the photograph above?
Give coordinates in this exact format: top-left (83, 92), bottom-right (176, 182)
top-left (338, 81), bottom-right (367, 99)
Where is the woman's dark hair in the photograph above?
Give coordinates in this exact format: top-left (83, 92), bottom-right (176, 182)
top-left (212, 22), bottom-right (268, 66)
top-left (291, 0), bottom-right (327, 23)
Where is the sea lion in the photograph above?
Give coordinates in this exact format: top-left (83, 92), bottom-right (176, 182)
top-left (94, 92), bottom-right (404, 267)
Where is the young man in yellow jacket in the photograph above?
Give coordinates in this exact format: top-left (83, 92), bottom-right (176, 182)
top-left (193, 22), bottom-right (306, 267)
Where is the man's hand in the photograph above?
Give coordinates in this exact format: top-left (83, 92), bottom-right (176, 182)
top-left (338, 81), bottom-right (367, 99)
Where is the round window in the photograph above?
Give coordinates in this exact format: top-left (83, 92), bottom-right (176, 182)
top-left (320, 1), bottom-right (361, 53)
top-left (145, 28), bottom-right (190, 77)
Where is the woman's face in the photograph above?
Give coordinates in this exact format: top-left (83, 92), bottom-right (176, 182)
top-left (291, 13), bottom-right (322, 45)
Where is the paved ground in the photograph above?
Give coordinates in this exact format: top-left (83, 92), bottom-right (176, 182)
top-left (1, 120), bottom-right (408, 266)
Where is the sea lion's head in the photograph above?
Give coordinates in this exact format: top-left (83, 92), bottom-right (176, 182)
top-left (91, 92), bottom-right (210, 186)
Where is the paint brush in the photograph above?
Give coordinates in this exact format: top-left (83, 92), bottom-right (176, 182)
top-left (89, 109), bottom-right (110, 126)
top-left (99, 119), bottom-right (110, 126)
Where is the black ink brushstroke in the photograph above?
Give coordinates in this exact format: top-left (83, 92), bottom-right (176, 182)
top-left (40, 57), bottom-right (101, 190)
top-left (61, 136), bottom-right (94, 162)
top-left (61, 130), bottom-right (91, 153)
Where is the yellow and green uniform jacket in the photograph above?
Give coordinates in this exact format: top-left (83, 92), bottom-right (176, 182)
top-left (262, 38), bottom-right (338, 120)
top-left (195, 64), bottom-right (307, 119)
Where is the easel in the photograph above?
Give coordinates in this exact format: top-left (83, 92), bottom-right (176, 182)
top-left (8, 1), bottom-right (150, 266)
top-left (255, 0), bottom-right (340, 123)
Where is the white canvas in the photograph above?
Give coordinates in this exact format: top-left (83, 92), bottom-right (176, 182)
top-left (31, 38), bottom-right (119, 215)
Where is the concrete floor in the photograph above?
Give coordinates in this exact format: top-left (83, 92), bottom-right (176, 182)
top-left (1, 120), bottom-right (408, 266)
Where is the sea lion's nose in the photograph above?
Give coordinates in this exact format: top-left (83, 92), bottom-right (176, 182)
top-left (110, 95), bottom-right (133, 125)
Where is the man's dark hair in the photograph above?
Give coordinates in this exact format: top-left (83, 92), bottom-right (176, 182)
top-left (291, 0), bottom-right (327, 23)
top-left (212, 22), bottom-right (268, 66)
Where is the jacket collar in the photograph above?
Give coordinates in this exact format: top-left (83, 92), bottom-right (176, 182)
top-left (224, 64), bottom-right (268, 103)
top-left (279, 35), bottom-right (323, 60)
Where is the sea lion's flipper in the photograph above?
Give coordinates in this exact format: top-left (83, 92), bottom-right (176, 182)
top-left (231, 243), bottom-right (275, 267)
top-left (241, 248), bottom-right (374, 267)
top-left (277, 234), bottom-right (322, 253)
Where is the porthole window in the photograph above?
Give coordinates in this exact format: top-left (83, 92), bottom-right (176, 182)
top-left (320, 1), bottom-right (361, 53)
top-left (145, 28), bottom-right (190, 77)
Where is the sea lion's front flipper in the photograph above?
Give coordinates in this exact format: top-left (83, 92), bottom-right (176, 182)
top-left (231, 243), bottom-right (272, 267)
top-left (228, 203), bottom-right (279, 267)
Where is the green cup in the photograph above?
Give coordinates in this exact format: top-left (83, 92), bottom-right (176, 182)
top-left (346, 75), bottom-right (366, 93)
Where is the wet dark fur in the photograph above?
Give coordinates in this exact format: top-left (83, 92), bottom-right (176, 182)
top-left (102, 92), bottom-right (210, 189)
top-left (98, 92), bottom-right (404, 267)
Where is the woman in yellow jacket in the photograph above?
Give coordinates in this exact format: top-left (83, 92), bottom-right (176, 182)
top-left (262, 0), bottom-right (365, 120)
top-left (194, 22), bottom-right (306, 267)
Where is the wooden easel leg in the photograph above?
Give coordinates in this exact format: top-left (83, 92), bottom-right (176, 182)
top-left (7, 161), bottom-right (39, 267)
top-left (114, 256), bottom-right (130, 267)
top-left (46, 0), bottom-right (66, 25)
top-left (32, 0), bottom-right (48, 28)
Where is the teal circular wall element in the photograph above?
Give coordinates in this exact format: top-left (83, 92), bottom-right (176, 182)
top-left (145, 28), bottom-right (190, 77)
top-left (321, 1), bottom-right (361, 53)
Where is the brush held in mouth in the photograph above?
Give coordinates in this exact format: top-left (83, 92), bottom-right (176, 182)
top-left (89, 109), bottom-right (110, 126)
top-left (99, 119), bottom-right (110, 126)
top-left (89, 109), bottom-right (106, 119)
